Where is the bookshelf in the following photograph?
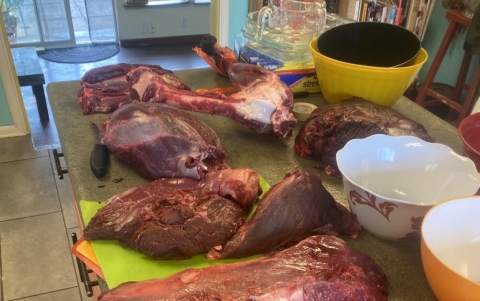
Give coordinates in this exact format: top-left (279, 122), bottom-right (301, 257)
top-left (336, 0), bottom-right (436, 40)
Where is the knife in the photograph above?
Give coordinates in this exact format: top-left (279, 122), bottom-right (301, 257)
top-left (90, 122), bottom-right (109, 178)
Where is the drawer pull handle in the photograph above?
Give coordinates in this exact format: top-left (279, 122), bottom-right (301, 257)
top-left (52, 149), bottom-right (68, 180)
top-left (71, 232), bottom-right (98, 297)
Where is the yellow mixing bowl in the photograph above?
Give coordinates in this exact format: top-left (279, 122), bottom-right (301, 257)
top-left (310, 39), bottom-right (428, 106)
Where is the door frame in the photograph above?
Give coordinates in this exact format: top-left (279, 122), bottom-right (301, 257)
top-left (0, 22), bottom-right (30, 138)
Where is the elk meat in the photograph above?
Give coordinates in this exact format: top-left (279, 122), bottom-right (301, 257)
top-left (77, 63), bottom-right (190, 114)
top-left (97, 235), bottom-right (389, 301)
top-left (153, 168), bottom-right (262, 212)
top-left (295, 98), bottom-right (434, 178)
top-left (102, 102), bottom-right (228, 180)
top-left (83, 178), bottom-right (247, 260)
top-left (207, 169), bottom-right (361, 260)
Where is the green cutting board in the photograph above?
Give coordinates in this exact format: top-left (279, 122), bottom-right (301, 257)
top-left (80, 176), bottom-right (270, 289)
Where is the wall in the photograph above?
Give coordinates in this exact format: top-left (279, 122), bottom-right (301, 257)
top-left (114, 0), bottom-right (210, 41)
top-left (227, 2), bottom-right (248, 48)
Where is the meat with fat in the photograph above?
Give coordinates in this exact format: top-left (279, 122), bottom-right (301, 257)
top-left (153, 168), bottom-right (262, 212)
top-left (77, 63), bottom-right (190, 114)
top-left (97, 235), bottom-right (389, 301)
top-left (294, 98), bottom-right (435, 178)
top-left (76, 37), bottom-right (296, 138)
top-left (207, 169), bottom-right (361, 260)
top-left (102, 102), bottom-right (228, 180)
top-left (82, 172), bottom-right (253, 259)
top-left (127, 60), bottom-right (296, 138)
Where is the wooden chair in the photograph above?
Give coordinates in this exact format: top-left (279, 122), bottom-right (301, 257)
top-left (415, 9), bottom-right (480, 126)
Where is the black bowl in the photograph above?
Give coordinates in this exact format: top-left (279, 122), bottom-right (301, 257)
top-left (316, 22), bottom-right (421, 67)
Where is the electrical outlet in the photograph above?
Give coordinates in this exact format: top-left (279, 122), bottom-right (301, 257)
top-left (149, 23), bottom-right (156, 33)
top-left (140, 23), bottom-right (147, 33)
top-left (181, 17), bottom-right (187, 28)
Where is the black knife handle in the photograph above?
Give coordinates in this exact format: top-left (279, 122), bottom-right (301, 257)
top-left (90, 144), bottom-right (109, 178)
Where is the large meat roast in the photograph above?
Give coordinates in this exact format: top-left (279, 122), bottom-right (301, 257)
top-left (294, 98), bottom-right (434, 177)
top-left (102, 102), bottom-right (228, 180)
top-left (97, 235), bottom-right (389, 301)
top-left (208, 169), bottom-right (361, 260)
top-left (83, 169), bottom-right (261, 260)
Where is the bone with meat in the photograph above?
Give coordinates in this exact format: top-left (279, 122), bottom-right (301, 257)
top-left (207, 168), bottom-right (361, 260)
top-left (125, 36), bottom-right (297, 139)
top-left (77, 63), bottom-right (190, 114)
top-left (102, 102), bottom-right (228, 180)
top-left (83, 169), bottom-right (261, 260)
top-left (97, 235), bottom-right (388, 301)
top-left (76, 35), bottom-right (297, 138)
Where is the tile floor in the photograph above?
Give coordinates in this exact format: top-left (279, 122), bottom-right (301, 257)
top-left (0, 43), bottom-right (208, 301)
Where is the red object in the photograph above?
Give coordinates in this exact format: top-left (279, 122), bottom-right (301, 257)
top-left (395, 0), bottom-right (403, 25)
top-left (415, 10), bottom-right (479, 126)
top-left (458, 111), bottom-right (480, 173)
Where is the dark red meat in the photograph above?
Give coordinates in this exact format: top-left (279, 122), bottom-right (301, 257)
top-left (127, 62), bottom-right (296, 138)
top-left (83, 179), bottom-right (246, 260)
top-left (77, 63), bottom-right (190, 114)
top-left (97, 235), bottom-right (389, 301)
top-left (103, 102), bottom-right (228, 180)
top-left (207, 169), bottom-right (361, 260)
top-left (153, 168), bottom-right (262, 212)
top-left (77, 36), bottom-right (297, 139)
top-left (295, 98), bottom-right (434, 178)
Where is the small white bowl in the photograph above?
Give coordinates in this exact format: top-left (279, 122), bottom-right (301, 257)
top-left (336, 134), bottom-right (480, 240)
top-left (421, 196), bottom-right (480, 301)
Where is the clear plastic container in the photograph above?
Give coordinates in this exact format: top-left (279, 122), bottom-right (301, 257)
top-left (242, 0), bottom-right (327, 54)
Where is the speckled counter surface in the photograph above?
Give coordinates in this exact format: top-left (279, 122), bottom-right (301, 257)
top-left (47, 67), bottom-right (457, 300)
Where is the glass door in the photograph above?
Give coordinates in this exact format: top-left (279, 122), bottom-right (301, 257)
top-left (2, 0), bottom-right (117, 48)
top-left (3, 0), bottom-right (76, 47)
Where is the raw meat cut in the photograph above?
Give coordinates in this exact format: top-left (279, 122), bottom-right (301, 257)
top-left (295, 98), bottom-right (435, 178)
top-left (207, 169), bottom-right (361, 260)
top-left (97, 235), bottom-right (389, 301)
top-left (127, 38), bottom-right (297, 139)
top-left (153, 168), bottom-right (262, 212)
top-left (83, 180), bottom-right (246, 260)
top-left (195, 34), bottom-right (297, 139)
top-left (103, 102), bottom-right (228, 180)
top-left (76, 37), bottom-right (297, 138)
top-left (77, 63), bottom-right (190, 114)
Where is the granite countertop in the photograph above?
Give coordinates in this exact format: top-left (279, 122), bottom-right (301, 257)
top-left (47, 67), bottom-right (459, 300)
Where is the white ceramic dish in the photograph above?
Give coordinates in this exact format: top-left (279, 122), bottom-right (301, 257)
top-left (336, 134), bottom-right (480, 240)
top-left (421, 196), bottom-right (480, 301)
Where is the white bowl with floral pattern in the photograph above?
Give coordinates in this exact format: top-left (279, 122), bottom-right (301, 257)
top-left (336, 134), bottom-right (480, 240)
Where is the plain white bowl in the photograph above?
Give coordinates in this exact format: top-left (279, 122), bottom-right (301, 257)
top-left (421, 196), bottom-right (480, 300)
top-left (336, 134), bottom-right (480, 240)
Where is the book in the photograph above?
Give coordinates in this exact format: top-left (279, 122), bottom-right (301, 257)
top-left (395, 0), bottom-right (403, 25)
top-left (414, 0), bottom-right (431, 39)
top-left (405, 0), bottom-right (421, 32)
top-left (386, 5), bottom-right (397, 24)
top-left (346, 0), bottom-right (360, 19)
top-left (353, 0), bottom-right (362, 20)
top-left (418, 0), bottom-right (436, 41)
top-left (360, 0), bottom-right (371, 21)
top-left (337, 0), bottom-right (350, 17)
top-left (381, 5), bottom-right (388, 22)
